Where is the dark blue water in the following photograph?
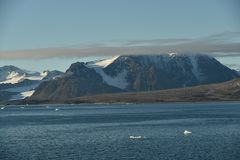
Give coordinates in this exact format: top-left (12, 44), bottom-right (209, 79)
top-left (1, 103), bottom-right (240, 160)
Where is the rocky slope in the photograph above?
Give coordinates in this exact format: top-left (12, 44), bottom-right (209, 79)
top-left (70, 78), bottom-right (240, 103)
top-left (11, 78), bottom-right (240, 104)
top-left (31, 62), bottom-right (121, 100)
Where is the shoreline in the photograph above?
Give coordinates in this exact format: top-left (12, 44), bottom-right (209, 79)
top-left (1, 99), bottom-right (240, 106)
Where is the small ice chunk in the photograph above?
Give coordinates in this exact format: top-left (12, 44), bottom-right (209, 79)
top-left (129, 136), bottom-right (145, 139)
top-left (184, 130), bottom-right (192, 135)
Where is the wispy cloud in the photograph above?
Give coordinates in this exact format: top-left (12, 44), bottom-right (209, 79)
top-left (0, 31), bottom-right (240, 59)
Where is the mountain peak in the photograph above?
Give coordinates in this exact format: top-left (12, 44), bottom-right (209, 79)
top-left (0, 65), bottom-right (23, 72)
top-left (87, 56), bottom-right (119, 68)
top-left (67, 62), bottom-right (87, 72)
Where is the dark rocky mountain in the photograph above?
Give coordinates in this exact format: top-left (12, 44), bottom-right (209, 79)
top-left (30, 53), bottom-right (239, 100)
top-left (104, 54), bottom-right (238, 91)
top-left (31, 62), bottom-right (121, 100)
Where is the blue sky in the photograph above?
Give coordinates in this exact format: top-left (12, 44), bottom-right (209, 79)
top-left (0, 0), bottom-right (239, 71)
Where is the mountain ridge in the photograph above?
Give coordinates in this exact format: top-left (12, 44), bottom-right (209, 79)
top-left (30, 53), bottom-right (239, 100)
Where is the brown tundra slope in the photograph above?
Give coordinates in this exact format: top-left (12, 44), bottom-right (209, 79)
top-left (8, 78), bottom-right (240, 105)
top-left (68, 78), bottom-right (240, 103)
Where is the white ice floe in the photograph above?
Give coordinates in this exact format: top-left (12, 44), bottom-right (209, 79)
top-left (129, 136), bottom-right (145, 139)
top-left (184, 130), bottom-right (192, 135)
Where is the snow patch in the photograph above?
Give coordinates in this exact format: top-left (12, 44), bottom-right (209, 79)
top-left (88, 56), bottom-right (119, 68)
top-left (0, 72), bottom-right (48, 84)
top-left (169, 52), bottom-right (177, 57)
top-left (86, 56), bottom-right (128, 89)
top-left (0, 72), bottom-right (26, 84)
top-left (7, 84), bottom-right (38, 100)
top-left (93, 67), bottom-right (128, 89)
top-left (40, 71), bottom-right (48, 77)
top-left (189, 55), bottom-right (202, 81)
top-left (26, 76), bottom-right (44, 81)
top-left (10, 90), bottom-right (35, 100)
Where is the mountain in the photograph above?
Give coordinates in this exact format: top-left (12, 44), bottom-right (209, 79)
top-left (0, 65), bottom-right (40, 84)
top-left (101, 54), bottom-right (238, 90)
top-left (0, 65), bottom-right (63, 101)
top-left (30, 62), bottom-right (122, 100)
top-left (30, 53), bottom-right (239, 100)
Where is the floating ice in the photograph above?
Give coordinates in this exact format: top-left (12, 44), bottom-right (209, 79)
top-left (129, 136), bottom-right (145, 139)
top-left (184, 130), bottom-right (192, 135)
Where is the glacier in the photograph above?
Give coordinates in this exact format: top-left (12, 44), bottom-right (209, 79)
top-left (86, 56), bottom-right (129, 89)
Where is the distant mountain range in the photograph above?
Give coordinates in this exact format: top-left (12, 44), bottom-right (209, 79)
top-left (1, 53), bottom-right (239, 102)
top-left (29, 53), bottom-right (239, 101)
top-left (0, 66), bottom-right (63, 101)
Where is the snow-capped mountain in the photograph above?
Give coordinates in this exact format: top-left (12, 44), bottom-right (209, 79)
top-left (101, 54), bottom-right (238, 91)
top-left (0, 65), bottom-right (41, 84)
top-left (30, 53), bottom-right (239, 100)
top-left (0, 66), bottom-right (63, 101)
top-left (0, 65), bottom-right (45, 84)
top-left (41, 70), bottom-right (64, 80)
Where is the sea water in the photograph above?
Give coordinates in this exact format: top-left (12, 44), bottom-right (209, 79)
top-left (0, 103), bottom-right (240, 160)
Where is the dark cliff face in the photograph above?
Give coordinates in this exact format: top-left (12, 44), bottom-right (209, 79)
top-left (31, 62), bottom-right (121, 100)
top-left (104, 54), bottom-right (238, 91)
top-left (196, 55), bottom-right (237, 83)
top-left (30, 54), bottom-right (239, 100)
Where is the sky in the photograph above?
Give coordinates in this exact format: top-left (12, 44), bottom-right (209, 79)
top-left (0, 0), bottom-right (240, 71)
